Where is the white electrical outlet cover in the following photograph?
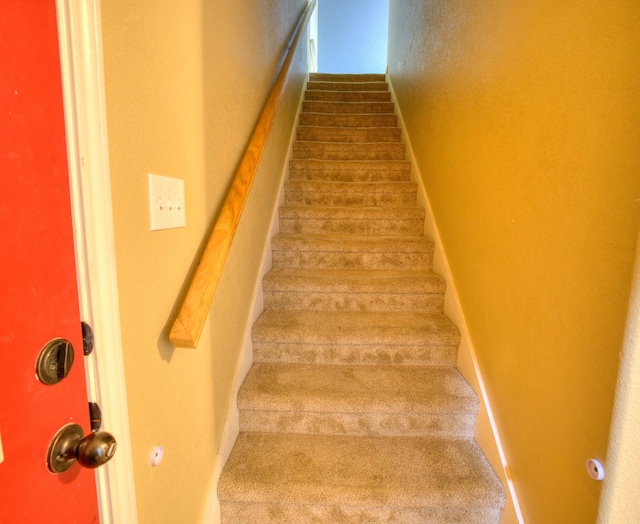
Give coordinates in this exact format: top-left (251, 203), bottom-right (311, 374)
top-left (149, 174), bottom-right (186, 230)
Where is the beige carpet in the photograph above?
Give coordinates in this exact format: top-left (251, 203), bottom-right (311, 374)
top-left (218, 73), bottom-right (505, 523)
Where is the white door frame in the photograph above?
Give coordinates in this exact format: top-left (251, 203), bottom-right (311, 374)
top-left (56, 1), bottom-right (137, 522)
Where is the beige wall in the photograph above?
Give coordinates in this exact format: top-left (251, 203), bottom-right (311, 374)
top-left (100, 1), bottom-right (307, 522)
top-left (388, 1), bottom-right (640, 522)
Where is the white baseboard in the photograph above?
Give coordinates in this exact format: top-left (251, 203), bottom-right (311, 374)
top-left (386, 76), bottom-right (524, 524)
top-left (200, 73), bottom-right (309, 524)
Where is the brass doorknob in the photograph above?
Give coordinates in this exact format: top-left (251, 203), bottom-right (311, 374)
top-left (76, 430), bottom-right (117, 468)
top-left (47, 423), bottom-right (117, 474)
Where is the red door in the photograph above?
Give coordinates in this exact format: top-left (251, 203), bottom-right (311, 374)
top-left (0, 1), bottom-right (100, 522)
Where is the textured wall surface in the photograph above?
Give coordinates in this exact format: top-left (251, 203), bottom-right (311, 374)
top-left (388, 1), bottom-right (640, 522)
top-left (100, 1), bottom-right (307, 521)
top-left (598, 231), bottom-right (640, 522)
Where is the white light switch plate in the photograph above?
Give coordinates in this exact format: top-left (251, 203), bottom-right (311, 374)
top-left (149, 174), bottom-right (186, 230)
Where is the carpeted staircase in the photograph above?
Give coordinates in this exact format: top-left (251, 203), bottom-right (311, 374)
top-left (217, 73), bottom-right (505, 523)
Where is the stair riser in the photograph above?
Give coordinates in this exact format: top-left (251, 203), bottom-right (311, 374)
top-left (220, 502), bottom-right (501, 524)
top-left (300, 113), bottom-right (398, 127)
top-left (309, 73), bottom-right (386, 82)
top-left (263, 290), bottom-right (444, 313)
top-left (252, 342), bottom-right (458, 367)
top-left (307, 81), bottom-right (388, 92)
top-left (285, 191), bottom-right (416, 207)
top-left (293, 143), bottom-right (406, 161)
top-left (272, 250), bottom-right (433, 270)
top-left (302, 101), bottom-right (395, 114)
top-left (239, 411), bottom-right (476, 438)
top-left (305, 90), bottom-right (391, 102)
top-left (296, 127), bottom-right (402, 143)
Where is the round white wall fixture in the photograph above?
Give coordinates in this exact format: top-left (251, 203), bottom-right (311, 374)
top-left (586, 458), bottom-right (605, 480)
top-left (150, 445), bottom-right (164, 467)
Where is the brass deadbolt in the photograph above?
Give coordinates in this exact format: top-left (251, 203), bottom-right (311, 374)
top-left (36, 338), bottom-right (74, 385)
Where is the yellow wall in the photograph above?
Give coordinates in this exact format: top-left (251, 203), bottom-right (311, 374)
top-left (99, 1), bottom-right (307, 522)
top-left (388, 1), bottom-right (640, 522)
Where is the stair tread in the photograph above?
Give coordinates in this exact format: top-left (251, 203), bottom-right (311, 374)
top-left (297, 125), bottom-right (400, 130)
top-left (296, 126), bottom-right (402, 143)
top-left (218, 432), bottom-right (505, 509)
top-left (239, 363), bottom-right (478, 415)
top-left (290, 158), bottom-right (410, 169)
top-left (305, 90), bottom-right (391, 102)
top-left (263, 267), bottom-right (445, 294)
top-left (293, 141), bottom-right (406, 161)
top-left (307, 81), bottom-right (389, 92)
top-left (270, 233), bottom-right (435, 271)
top-left (280, 205), bottom-right (424, 219)
top-left (288, 160), bottom-right (411, 183)
top-left (284, 179), bottom-right (418, 208)
top-left (279, 206), bottom-right (424, 236)
top-left (302, 101), bottom-right (395, 114)
top-left (298, 125), bottom-right (401, 130)
top-left (300, 113), bottom-right (398, 128)
top-left (253, 310), bottom-right (460, 346)
top-left (294, 141), bottom-right (405, 148)
top-left (285, 180), bottom-right (417, 193)
top-left (271, 233), bottom-right (433, 253)
top-left (303, 100), bottom-right (392, 106)
top-left (309, 73), bottom-right (386, 82)
top-left (299, 113), bottom-right (397, 120)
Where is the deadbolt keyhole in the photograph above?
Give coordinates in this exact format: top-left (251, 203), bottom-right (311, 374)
top-left (36, 338), bottom-right (75, 385)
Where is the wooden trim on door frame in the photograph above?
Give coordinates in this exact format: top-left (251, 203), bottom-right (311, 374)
top-left (56, 1), bottom-right (137, 522)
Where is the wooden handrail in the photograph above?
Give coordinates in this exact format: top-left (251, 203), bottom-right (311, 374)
top-left (170, 0), bottom-right (317, 348)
